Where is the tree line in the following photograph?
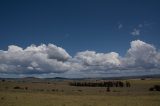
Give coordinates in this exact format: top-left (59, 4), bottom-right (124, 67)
top-left (69, 81), bottom-right (131, 87)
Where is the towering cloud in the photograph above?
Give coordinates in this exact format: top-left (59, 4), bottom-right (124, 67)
top-left (0, 40), bottom-right (160, 76)
top-left (121, 40), bottom-right (160, 70)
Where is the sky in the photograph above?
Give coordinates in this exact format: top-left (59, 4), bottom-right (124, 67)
top-left (0, 0), bottom-right (160, 78)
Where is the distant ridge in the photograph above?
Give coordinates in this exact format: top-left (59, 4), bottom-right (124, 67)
top-left (0, 74), bottom-right (160, 80)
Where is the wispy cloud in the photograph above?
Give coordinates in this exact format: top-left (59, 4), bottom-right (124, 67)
top-left (118, 23), bottom-right (123, 29)
top-left (138, 24), bottom-right (143, 28)
top-left (131, 28), bottom-right (140, 36)
top-left (131, 22), bottom-right (155, 36)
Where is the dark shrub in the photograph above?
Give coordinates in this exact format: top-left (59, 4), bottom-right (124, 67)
top-left (40, 89), bottom-right (44, 91)
top-left (62, 104), bottom-right (66, 106)
top-left (141, 78), bottom-right (145, 80)
top-left (5, 86), bottom-right (8, 90)
top-left (149, 87), bottom-right (154, 91)
top-left (1, 97), bottom-right (4, 100)
top-left (13, 86), bottom-right (21, 89)
top-left (149, 85), bottom-right (160, 91)
top-left (25, 87), bottom-right (28, 90)
top-left (154, 85), bottom-right (160, 91)
top-left (78, 90), bottom-right (82, 92)
top-left (1, 79), bottom-right (5, 82)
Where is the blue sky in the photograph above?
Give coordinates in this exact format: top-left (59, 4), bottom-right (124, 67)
top-left (0, 0), bottom-right (160, 78)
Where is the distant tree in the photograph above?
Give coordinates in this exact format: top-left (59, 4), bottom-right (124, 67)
top-left (106, 86), bottom-right (110, 92)
top-left (126, 81), bottom-right (131, 87)
top-left (69, 80), bottom-right (131, 88)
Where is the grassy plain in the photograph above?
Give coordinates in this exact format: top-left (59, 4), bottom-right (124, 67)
top-left (0, 78), bottom-right (160, 106)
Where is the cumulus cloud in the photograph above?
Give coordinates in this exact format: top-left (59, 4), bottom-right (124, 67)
top-left (121, 40), bottom-right (160, 70)
top-left (131, 29), bottom-right (140, 36)
top-left (0, 40), bottom-right (160, 77)
top-left (0, 44), bottom-right (71, 74)
top-left (74, 51), bottom-right (120, 71)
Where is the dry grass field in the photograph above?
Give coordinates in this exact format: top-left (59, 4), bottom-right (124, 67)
top-left (0, 78), bottom-right (160, 106)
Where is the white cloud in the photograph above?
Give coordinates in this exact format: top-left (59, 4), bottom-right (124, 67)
top-left (74, 51), bottom-right (120, 71)
top-left (118, 24), bottom-right (123, 29)
top-left (121, 40), bottom-right (160, 70)
top-left (131, 29), bottom-right (140, 36)
top-left (0, 40), bottom-right (160, 77)
top-left (0, 44), bottom-right (71, 74)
